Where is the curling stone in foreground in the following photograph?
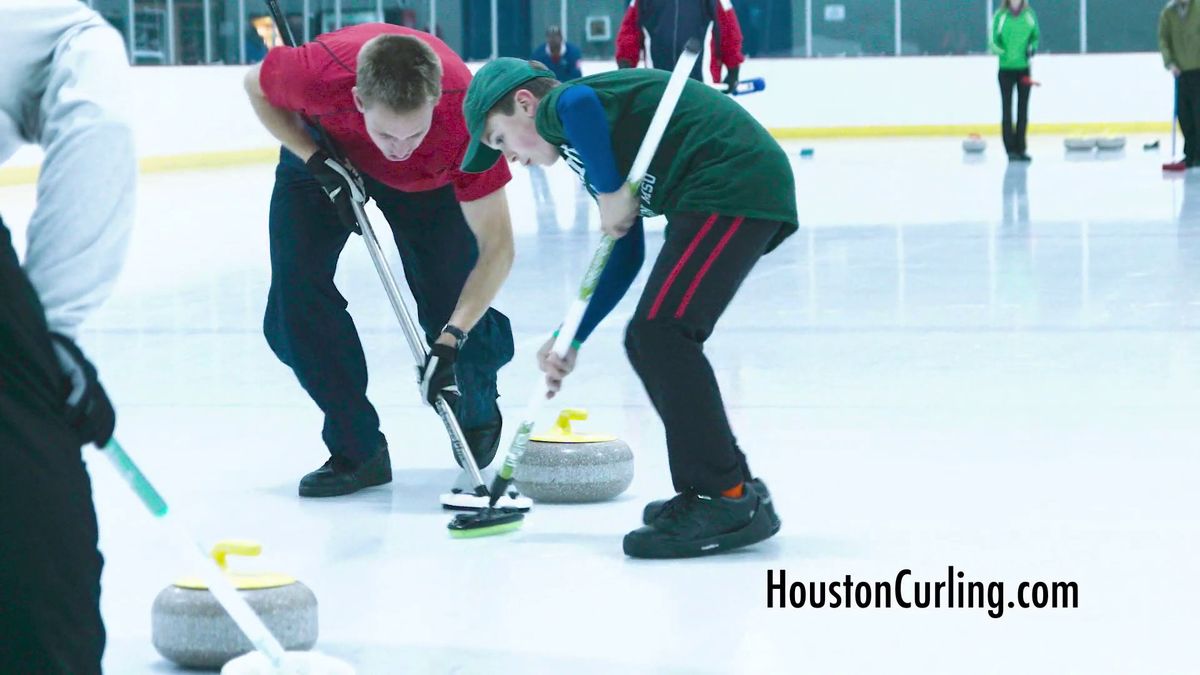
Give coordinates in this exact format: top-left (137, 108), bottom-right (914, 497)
top-left (1096, 136), bottom-right (1126, 151)
top-left (962, 134), bottom-right (987, 153)
top-left (513, 409), bottom-right (634, 503)
top-left (152, 540), bottom-right (318, 670)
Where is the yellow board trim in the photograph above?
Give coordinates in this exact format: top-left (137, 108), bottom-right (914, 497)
top-left (767, 121), bottom-right (1173, 139)
top-left (0, 121), bottom-right (1175, 187)
top-left (0, 147), bottom-right (278, 187)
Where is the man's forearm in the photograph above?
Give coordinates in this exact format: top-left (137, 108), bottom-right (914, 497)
top-left (250, 95), bottom-right (319, 161)
top-left (244, 67), bottom-right (319, 161)
top-left (441, 238), bottom-right (513, 341)
top-left (437, 190), bottom-right (515, 344)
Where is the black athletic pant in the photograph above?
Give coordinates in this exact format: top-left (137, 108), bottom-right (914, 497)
top-left (624, 213), bottom-right (787, 495)
top-left (265, 148), bottom-right (514, 464)
top-left (1177, 70), bottom-right (1200, 164)
top-left (999, 68), bottom-right (1032, 155)
top-left (0, 217), bottom-right (105, 674)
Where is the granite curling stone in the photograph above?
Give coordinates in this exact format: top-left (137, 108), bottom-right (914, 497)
top-left (513, 409), bottom-right (634, 503)
top-left (152, 540), bottom-right (318, 670)
top-left (1064, 137), bottom-right (1097, 151)
top-left (1096, 136), bottom-right (1126, 151)
top-left (962, 134), bottom-right (987, 153)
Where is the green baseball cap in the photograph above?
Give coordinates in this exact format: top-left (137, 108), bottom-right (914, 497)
top-left (461, 58), bottom-right (556, 173)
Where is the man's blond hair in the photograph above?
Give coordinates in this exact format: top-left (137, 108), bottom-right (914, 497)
top-left (356, 34), bottom-right (442, 112)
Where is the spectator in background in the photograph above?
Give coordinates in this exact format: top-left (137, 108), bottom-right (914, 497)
top-left (1160, 0), bottom-right (1200, 170)
top-left (531, 25), bottom-right (582, 82)
top-left (990, 0), bottom-right (1039, 163)
top-left (615, 0), bottom-right (743, 90)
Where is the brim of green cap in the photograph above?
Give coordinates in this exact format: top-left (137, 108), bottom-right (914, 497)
top-left (461, 134), bottom-right (502, 174)
top-left (460, 58), bottom-right (557, 173)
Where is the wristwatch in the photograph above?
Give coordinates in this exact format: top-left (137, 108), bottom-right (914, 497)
top-left (441, 323), bottom-right (469, 349)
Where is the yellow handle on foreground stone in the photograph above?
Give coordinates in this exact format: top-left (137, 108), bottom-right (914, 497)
top-left (530, 408), bottom-right (619, 444)
top-left (554, 408), bottom-right (589, 435)
top-left (174, 539), bottom-right (296, 590)
top-left (212, 539), bottom-right (262, 571)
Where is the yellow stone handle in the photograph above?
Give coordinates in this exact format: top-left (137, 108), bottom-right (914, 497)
top-left (554, 408), bottom-right (589, 435)
top-left (211, 540), bottom-right (262, 572)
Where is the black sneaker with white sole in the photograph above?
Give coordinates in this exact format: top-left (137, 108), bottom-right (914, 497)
top-left (623, 483), bottom-right (777, 559)
top-left (643, 477), bottom-right (780, 535)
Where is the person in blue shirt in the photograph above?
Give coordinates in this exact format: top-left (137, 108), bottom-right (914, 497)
top-left (530, 26), bottom-right (582, 82)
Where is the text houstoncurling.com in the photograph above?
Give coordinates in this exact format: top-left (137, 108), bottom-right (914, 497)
top-left (767, 567), bottom-right (1078, 618)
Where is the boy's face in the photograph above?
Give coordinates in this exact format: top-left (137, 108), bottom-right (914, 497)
top-left (352, 87), bottom-right (435, 162)
top-left (484, 90), bottom-right (561, 168)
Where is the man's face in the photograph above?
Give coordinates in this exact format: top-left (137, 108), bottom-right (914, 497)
top-left (484, 91), bottom-right (560, 168)
top-left (353, 88), bottom-right (435, 162)
top-left (548, 32), bottom-right (563, 52)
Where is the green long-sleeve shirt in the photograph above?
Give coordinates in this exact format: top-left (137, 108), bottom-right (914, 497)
top-left (990, 5), bottom-right (1039, 70)
top-left (1160, 0), bottom-right (1200, 72)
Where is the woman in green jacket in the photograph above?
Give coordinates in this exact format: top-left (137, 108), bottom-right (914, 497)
top-left (991, 0), bottom-right (1040, 162)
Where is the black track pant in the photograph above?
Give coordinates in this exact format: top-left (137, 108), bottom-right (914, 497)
top-left (0, 217), bottom-right (104, 674)
top-left (1177, 70), bottom-right (1200, 164)
top-left (625, 213), bottom-right (787, 495)
top-left (999, 68), bottom-right (1032, 155)
top-left (264, 147), bottom-right (514, 463)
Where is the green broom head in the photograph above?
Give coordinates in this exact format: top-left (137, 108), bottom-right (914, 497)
top-left (448, 507), bottom-right (525, 538)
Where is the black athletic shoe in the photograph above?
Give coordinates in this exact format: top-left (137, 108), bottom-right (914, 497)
top-left (298, 443), bottom-right (392, 498)
top-left (1012, 153), bottom-right (1032, 163)
top-left (460, 408), bottom-right (502, 470)
top-left (623, 483), bottom-right (777, 559)
top-left (643, 478), bottom-right (781, 535)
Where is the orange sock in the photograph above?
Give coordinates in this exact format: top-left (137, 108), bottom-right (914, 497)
top-left (721, 482), bottom-right (745, 499)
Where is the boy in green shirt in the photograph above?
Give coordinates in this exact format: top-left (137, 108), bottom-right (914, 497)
top-left (459, 59), bottom-right (796, 558)
top-left (990, 0), bottom-right (1040, 162)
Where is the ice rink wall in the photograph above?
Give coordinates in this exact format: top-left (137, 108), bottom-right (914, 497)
top-left (0, 53), bottom-right (1175, 184)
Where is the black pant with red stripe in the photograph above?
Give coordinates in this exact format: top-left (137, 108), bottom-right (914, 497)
top-left (625, 212), bottom-right (786, 495)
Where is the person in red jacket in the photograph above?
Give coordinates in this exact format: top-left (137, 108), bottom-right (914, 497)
top-left (615, 0), bottom-right (744, 90)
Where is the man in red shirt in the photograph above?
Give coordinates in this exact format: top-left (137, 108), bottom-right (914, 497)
top-left (243, 24), bottom-right (516, 497)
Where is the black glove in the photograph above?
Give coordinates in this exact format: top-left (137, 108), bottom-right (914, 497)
top-left (49, 332), bottom-right (116, 447)
top-left (1026, 45), bottom-right (1035, 59)
top-left (617, 59), bottom-right (636, 69)
top-left (724, 66), bottom-right (740, 95)
top-left (419, 343), bottom-right (459, 406)
top-left (304, 149), bottom-right (366, 235)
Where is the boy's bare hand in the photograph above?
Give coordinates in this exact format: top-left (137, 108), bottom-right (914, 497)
top-left (537, 336), bottom-right (579, 399)
top-left (598, 187), bottom-right (638, 238)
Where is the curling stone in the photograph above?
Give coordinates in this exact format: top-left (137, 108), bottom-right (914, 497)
top-left (513, 409), bottom-right (634, 503)
top-left (962, 134), bottom-right (987, 153)
top-left (799, 148), bottom-right (814, 158)
top-left (1096, 136), bottom-right (1126, 151)
top-left (1064, 137), bottom-right (1097, 151)
top-left (152, 540), bottom-right (318, 670)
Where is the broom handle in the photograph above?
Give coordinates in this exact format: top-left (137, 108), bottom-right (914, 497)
top-left (101, 439), bottom-right (289, 665)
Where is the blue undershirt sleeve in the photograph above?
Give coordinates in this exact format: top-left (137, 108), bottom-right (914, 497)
top-left (553, 85), bottom-right (643, 346)
top-left (571, 217), bottom-right (645, 345)
top-left (555, 85), bottom-right (623, 193)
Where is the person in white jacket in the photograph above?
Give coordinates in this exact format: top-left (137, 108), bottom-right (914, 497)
top-left (0, 2), bottom-right (134, 672)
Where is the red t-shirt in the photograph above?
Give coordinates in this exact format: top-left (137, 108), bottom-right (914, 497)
top-left (259, 24), bottom-right (510, 202)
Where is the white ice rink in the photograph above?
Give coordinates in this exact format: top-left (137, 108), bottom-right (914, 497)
top-left (3, 137), bottom-right (1199, 673)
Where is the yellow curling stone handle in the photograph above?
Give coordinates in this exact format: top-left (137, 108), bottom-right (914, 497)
top-left (174, 539), bottom-right (296, 590)
top-left (530, 408), bottom-right (619, 444)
